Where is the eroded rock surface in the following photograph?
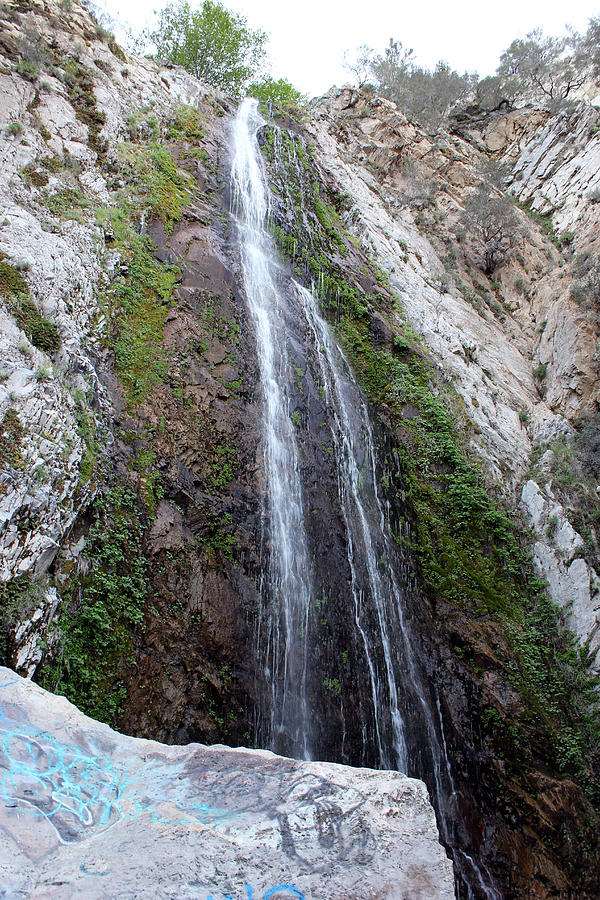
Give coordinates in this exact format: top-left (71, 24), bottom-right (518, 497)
top-left (0, 667), bottom-right (455, 899)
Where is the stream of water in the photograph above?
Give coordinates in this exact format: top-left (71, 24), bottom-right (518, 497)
top-left (230, 97), bottom-right (497, 899)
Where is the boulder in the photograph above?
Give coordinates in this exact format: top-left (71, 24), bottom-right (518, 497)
top-left (0, 668), bottom-right (455, 899)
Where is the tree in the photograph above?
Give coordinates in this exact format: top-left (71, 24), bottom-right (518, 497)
top-left (369, 38), bottom-right (415, 104)
top-left (342, 44), bottom-right (376, 88)
top-left (577, 16), bottom-right (600, 76)
top-left (461, 183), bottom-right (517, 275)
top-left (248, 76), bottom-right (305, 110)
top-left (149, 0), bottom-right (267, 96)
top-left (351, 38), bottom-right (477, 130)
top-left (497, 29), bottom-right (585, 102)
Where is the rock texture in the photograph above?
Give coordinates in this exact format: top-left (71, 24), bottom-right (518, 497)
top-left (0, 0), bottom-right (222, 584)
top-left (0, 667), bottom-right (454, 899)
top-left (521, 477), bottom-right (600, 665)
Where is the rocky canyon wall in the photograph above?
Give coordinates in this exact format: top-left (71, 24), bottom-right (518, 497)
top-left (1, 1), bottom-right (600, 896)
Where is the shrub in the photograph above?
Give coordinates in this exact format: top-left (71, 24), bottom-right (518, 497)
top-left (249, 76), bottom-right (305, 110)
top-left (149, 0), bottom-right (267, 96)
top-left (0, 258), bottom-right (61, 354)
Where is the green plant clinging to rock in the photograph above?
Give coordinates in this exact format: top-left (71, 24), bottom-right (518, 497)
top-left (39, 486), bottom-right (148, 726)
top-left (0, 257), bottom-right (61, 354)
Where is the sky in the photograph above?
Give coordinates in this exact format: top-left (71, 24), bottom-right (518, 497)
top-left (101, 0), bottom-right (600, 98)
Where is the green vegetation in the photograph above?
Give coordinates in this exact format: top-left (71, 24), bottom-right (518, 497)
top-left (266, 121), bottom-right (600, 806)
top-left (0, 257), bottom-right (60, 354)
top-left (0, 576), bottom-right (42, 667)
top-left (74, 391), bottom-right (98, 485)
top-left (117, 143), bottom-right (193, 234)
top-left (42, 187), bottom-right (90, 222)
top-left (60, 57), bottom-right (107, 155)
top-left (323, 677), bottom-right (341, 696)
top-left (249, 76), bottom-right (305, 110)
top-left (530, 430), bottom-right (600, 574)
top-left (198, 510), bottom-right (235, 560)
top-left (149, 0), bottom-right (267, 96)
top-left (38, 486), bottom-right (148, 726)
top-left (0, 408), bottom-right (24, 470)
top-left (96, 205), bottom-right (179, 407)
top-left (346, 18), bottom-right (600, 129)
top-left (209, 443), bottom-right (237, 491)
top-left (165, 104), bottom-right (205, 142)
top-left (130, 447), bottom-right (164, 515)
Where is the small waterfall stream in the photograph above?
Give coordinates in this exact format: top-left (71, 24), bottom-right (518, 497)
top-left (231, 100), bottom-right (314, 760)
top-left (230, 98), bottom-right (497, 899)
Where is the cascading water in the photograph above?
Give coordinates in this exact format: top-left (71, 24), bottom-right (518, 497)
top-left (230, 97), bottom-right (498, 899)
top-left (231, 99), bottom-right (314, 760)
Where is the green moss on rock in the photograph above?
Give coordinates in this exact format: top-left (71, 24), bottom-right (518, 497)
top-left (37, 486), bottom-right (148, 726)
top-left (0, 258), bottom-right (61, 353)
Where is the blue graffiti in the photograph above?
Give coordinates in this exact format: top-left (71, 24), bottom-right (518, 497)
top-left (0, 708), bottom-right (237, 841)
top-left (207, 889), bottom-right (304, 900)
top-left (264, 887), bottom-right (305, 899)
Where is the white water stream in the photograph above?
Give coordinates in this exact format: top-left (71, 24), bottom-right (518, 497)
top-left (230, 97), bottom-right (497, 899)
top-left (231, 99), bottom-right (313, 759)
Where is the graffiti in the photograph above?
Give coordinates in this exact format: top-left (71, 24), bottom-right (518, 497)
top-left (0, 698), bottom-right (237, 843)
top-left (206, 887), bottom-right (305, 900)
top-left (0, 676), bottom-right (377, 896)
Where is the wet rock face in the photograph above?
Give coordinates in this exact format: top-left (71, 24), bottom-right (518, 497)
top-left (99, 151), bottom-right (265, 746)
top-left (0, 667), bottom-right (455, 899)
top-left (0, 0), bottom-right (264, 744)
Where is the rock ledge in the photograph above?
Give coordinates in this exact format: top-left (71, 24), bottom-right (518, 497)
top-left (0, 667), bottom-right (454, 899)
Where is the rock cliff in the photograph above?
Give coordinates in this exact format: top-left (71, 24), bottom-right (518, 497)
top-left (1, 1), bottom-right (600, 897)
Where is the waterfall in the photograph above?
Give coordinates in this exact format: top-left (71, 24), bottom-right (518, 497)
top-left (231, 99), bottom-right (314, 760)
top-left (230, 98), bottom-right (498, 899)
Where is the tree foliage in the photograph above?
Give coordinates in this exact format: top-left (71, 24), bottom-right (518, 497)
top-left (497, 28), bottom-right (586, 102)
top-left (149, 0), bottom-right (267, 95)
top-left (345, 38), bottom-right (477, 129)
top-left (248, 76), bottom-right (305, 110)
top-left (461, 177), bottom-right (518, 275)
top-left (345, 15), bottom-right (600, 124)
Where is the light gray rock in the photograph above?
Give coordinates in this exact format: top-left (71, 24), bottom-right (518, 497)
top-left (308, 90), bottom-right (556, 485)
top-left (0, 668), bottom-right (455, 899)
top-left (521, 480), bottom-right (600, 666)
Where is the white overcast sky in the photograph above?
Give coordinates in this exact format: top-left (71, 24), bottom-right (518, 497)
top-left (101, 0), bottom-right (600, 98)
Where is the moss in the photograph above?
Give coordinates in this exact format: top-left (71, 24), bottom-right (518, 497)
top-left (117, 143), bottom-right (193, 234)
top-left (0, 408), bottom-right (24, 470)
top-left (96, 206), bottom-right (179, 406)
top-left (37, 486), bottom-right (148, 726)
top-left (0, 258), bottom-right (61, 353)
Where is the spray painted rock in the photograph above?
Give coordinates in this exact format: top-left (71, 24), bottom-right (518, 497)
top-left (0, 667), bottom-right (454, 898)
